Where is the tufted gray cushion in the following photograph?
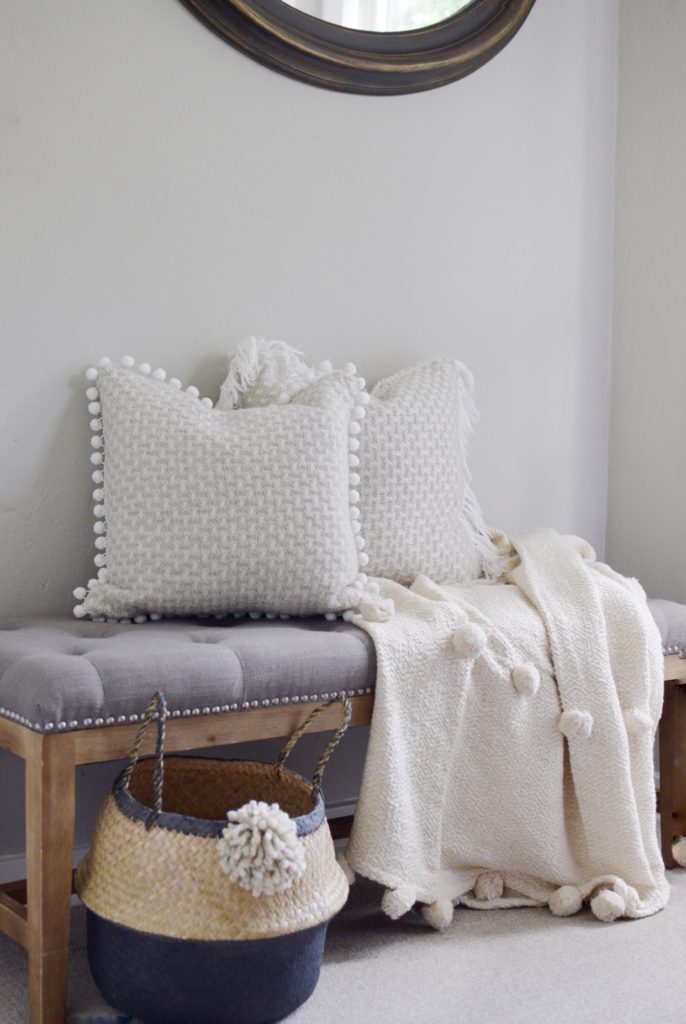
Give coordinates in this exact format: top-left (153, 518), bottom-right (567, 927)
top-left (647, 599), bottom-right (686, 654)
top-left (0, 617), bottom-right (375, 734)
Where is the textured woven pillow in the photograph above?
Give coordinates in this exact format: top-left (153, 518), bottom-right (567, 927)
top-left (73, 357), bottom-right (380, 621)
top-left (219, 342), bottom-right (497, 585)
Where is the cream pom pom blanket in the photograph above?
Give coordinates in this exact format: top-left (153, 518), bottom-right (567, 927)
top-left (344, 528), bottom-right (668, 926)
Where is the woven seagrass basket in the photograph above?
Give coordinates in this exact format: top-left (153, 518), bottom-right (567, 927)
top-left (76, 691), bottom-right (352, 1024)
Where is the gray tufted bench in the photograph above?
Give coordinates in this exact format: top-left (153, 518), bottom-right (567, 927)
top-left (1, 606), bottom-right (685, 1024)
top-left (0, 616), bottom-right (375, 1024)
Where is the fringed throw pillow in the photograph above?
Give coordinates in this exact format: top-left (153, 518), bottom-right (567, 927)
top-left (218, 340), bottom-right (497, 585)
top-left (73, 357), bottom-right (384, 622)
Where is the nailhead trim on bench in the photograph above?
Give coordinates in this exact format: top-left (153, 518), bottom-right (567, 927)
top-left (0, 688), bottom-right (374, 735)
top-left (2, 646), bottom-right (678, 735)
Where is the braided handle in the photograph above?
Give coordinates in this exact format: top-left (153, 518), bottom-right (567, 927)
top-left (275, 694), bottom-right (352, 802)
top-left (119, 691), bottom-right (167, 829)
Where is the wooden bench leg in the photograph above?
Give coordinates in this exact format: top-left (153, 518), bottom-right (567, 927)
top-left (26, 735), bottom-right (75, 1024)
top-left (659, 680), bottom-right (686, 868)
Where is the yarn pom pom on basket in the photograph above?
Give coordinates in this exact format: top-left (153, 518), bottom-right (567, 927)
top-left (76, 691), bottom-right (352, 1024)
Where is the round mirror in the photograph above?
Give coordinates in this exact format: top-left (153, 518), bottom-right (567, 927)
top-left (180, 0), bottom-right (536, 95)
top-left (280, 1), bottom-right (477, 34)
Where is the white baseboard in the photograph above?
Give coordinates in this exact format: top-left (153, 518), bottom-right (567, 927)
top-left (0, 844), bottom-right (91, 886)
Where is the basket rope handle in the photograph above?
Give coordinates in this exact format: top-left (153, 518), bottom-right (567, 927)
top-left (119, 691), bottom-right (167, 829)
top-left (275, 694), bottom-right (352, 802)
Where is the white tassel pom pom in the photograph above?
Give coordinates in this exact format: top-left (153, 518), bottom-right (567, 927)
top-left (337, 852), bottom-right (356, 885)
top-left (92, 470), bottom-right (104, 484)
top-left (200, 397), bottom-right (213, 408)
top-left (451, 622), bottom-right (487, 659)
top-left (318, 359), bottom-right (333, 373)
top-left (73, 605), bottom-right (87, 619)
top-left (590, 888), bottom-right (626, 922)
top-left (90, 452), bottom-right (103, 465)
top-left (549, 885), bottom-right (583, 917)
top-left (152, 368), bottom-right (166, 381)
top-left (358, 552), bottom-right (370, 567)
top-left (218, 800), bottom-right (306, 898)
top-left (88, 401), bottom-right (101, 415)
top-left (86, 387), bottom-right (99, 401)
top-left (673, 837), bottom-right (686, 867)
top-left (186, 385), bottom-right (200, 398)
top-left (623, 707), bottom-right (652, 735)
top-left (85, 367), bottom-right (98, 381)
top-left (511, 662), bottom-right (540, 697)
top-left (381, 884), bottom-right (416, 920)
top-left (121, 355), bottom-right (135, 368)
top-left (169, 378), bottom-right (182, 389)
top-left (358, 597), bottom-right (394, 623)
top-left (343, 362), bottom-right (357, 376)
top-left (138, 362), bottom-right (152, 375)
top-left (474, 872), bottom-right (503, 902)
top-left (558, 709), bottom-right (594, 740)
top-left (98, 357), bottom-right (112, 368)
top-left (73, 587), bottom-right (87, 601)
top-left (421, 899), bottom-right (454, 931)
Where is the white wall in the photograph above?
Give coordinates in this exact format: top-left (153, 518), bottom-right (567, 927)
top-left (0, 0), bottom-right (619, 867)
top-left (606, 0), bottom-right (686, 602)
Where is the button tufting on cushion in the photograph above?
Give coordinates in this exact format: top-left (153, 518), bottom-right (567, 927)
top-left (0, 616), bottom-right (375, 733)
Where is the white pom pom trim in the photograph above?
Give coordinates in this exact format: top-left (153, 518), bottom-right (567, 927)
top-left (218, 799), bottom-right (306, 898)
top-left (451, 622), bottom-right (487, 659)
top-left (549, 885), bottom-right (583, 917)
top-left (474, 871), bottom-right (504, 902)
top-left (590, 888), bottom-right (626, 922)
top-left (558, 709), bottom-right (594, 740)
top-left (381, 884), bottom-right (416, 920)
top-left (672, 837), bottom-right (686, 867)
top-left (421, 899), bottom-right (454, 931)
top-left (623, 707), bottom-right (652, 735)
top-left (511, 662), bottom-right (540, 697)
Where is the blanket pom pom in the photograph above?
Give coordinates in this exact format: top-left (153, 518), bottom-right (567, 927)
top-left (422, 899), bottom-right (454, 931)
top-left (337, 852), bottom-right (356, 885)
top-left (217, 800), bottom-right (305, 898)
top-left (451, 622), bottom-right (487, 659)
top-left (549, 885), bottom-right (583, 917)
top-left (673, 837), bottom-right (686, 868)
top-left (511, 663), bottom-right (540, 697)
top-left (474, 871), bottom-right (504, 902)
top-left (558, 709), bottom-right (593, 740)
top-left (623, 707), bottom-right (652, 735)
top-left (382, 884), bottom-right (416, 920)
top-left (591, 888), bottom-right (625, 922)
top-left (359, 597), bottom-right (395, 622)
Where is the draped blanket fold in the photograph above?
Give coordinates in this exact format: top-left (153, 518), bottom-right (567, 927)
top-left (345, 528), bottom-right (668, 922)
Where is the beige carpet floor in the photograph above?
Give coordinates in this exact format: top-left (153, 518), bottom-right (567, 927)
top-left (2, 872), bottom-right (685, 1023)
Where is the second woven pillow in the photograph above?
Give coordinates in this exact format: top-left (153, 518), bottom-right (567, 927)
top-left (219, 342), bottom-right (496, 585)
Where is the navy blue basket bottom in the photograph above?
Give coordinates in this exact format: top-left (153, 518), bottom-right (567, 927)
top-left (75, 692), bottom-right (352, 1024)
top-left (86, 910), bottom-right (329, 1024)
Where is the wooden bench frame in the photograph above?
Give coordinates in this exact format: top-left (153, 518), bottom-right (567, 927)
top-left (1, 656), bottom-right (685, 1024)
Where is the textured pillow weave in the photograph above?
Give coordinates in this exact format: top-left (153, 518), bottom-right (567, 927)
top-left (358, 360), bottom-right (488, 584)
top-left (219, 341), bottom-right (496, 585)
top-left (74, 358), bottom-right (377, 621)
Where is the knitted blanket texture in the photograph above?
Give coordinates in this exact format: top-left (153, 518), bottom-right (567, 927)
top-left (345, 528), bottom-right (668, 926)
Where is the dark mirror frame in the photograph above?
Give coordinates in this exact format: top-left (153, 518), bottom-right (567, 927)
top-left (179, 0), bottom-right (537, 95)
